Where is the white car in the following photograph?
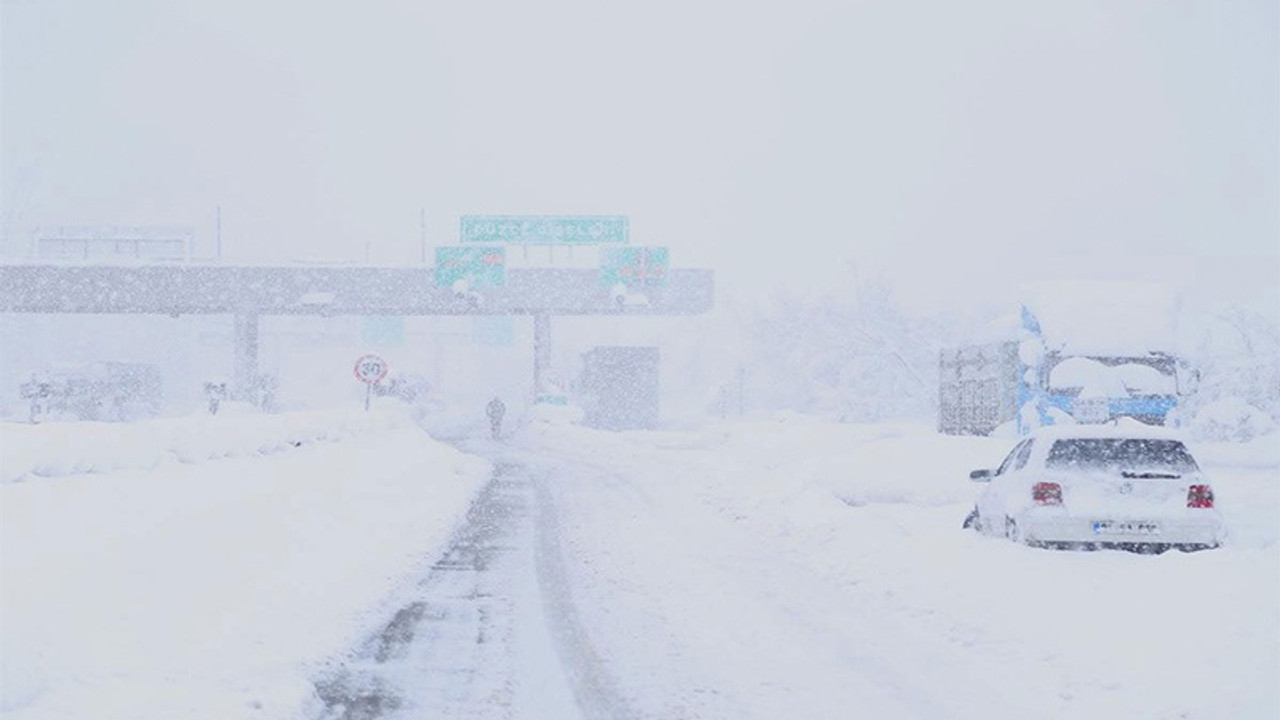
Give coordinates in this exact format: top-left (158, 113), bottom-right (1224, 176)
top-left (963, 423), bottom-right (1225, 552)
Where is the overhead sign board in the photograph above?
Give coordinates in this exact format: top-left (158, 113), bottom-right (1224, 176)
top-left (362, 315), bottom-right (405, 347)
top-left (435, 246), bottom-right (506, 288)
top-left (600, 246), bottom-right (669, 288)
top-left (472, 316), bottom-right (516, 347)
top-left (460, 215), bottom-right (629, 245)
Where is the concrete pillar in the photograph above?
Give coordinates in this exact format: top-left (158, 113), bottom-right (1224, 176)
top-left (533, 313), bottom-right (552, 395)
top-left (232, 312), bottom-right (259, 400)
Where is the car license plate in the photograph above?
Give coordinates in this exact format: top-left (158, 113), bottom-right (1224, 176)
top-left (1073, 398), bottom-right (1110, 424)
top-left (1093, 520), bottom-right (1160, 535)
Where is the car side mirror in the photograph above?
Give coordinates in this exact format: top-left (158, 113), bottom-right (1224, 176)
top-left (969, 469), bottom-right (993, 482)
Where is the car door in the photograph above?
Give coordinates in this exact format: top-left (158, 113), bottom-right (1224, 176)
top-left (977, 439), bottom-right (1031, 530)
top-left (996, 438), bottom-right (1038, 518)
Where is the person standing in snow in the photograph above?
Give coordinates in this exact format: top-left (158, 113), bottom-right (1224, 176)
top-left (486, 396), bottom-right (506, 440)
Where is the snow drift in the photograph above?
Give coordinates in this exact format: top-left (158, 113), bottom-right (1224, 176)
top-left (0, 406), bottom-right (490, 719)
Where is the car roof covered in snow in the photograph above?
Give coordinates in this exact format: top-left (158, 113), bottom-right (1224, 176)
top-left (1027, 420), bottom-right (1186, 444)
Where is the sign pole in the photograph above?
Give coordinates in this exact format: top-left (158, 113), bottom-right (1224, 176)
top-left (420, 208), bottom-right (427, 264)
top-left (353, 354), bottom-right (389, 412)
top-left (534, 313), bottom-right (552, 394)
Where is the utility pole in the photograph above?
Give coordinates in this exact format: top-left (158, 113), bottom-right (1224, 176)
top-left (216, 205), bottom-right (223, 260)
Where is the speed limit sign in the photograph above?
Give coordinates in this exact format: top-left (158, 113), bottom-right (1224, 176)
top-left (353, 354), bottom-right (389, 385)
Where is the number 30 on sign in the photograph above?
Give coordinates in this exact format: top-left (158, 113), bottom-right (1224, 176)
top-left (354, 355), bottom-right (388, 384)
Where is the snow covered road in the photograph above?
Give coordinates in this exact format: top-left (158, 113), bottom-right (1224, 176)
top-left (312, 458), bottom-right (630, 720)
top-left (509, 420), bottom-right (1279, 720)
top-left (2, 412), bottom-right (1275, 719)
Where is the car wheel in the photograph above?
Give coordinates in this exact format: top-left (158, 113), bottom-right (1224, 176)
top-left (962, 507), bottom-right (980, 531)
top-left (1004, 516), bottom-right (1022, 543)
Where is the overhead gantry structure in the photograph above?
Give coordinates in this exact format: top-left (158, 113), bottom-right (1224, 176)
top-left (0, 263), bottom-right (715, 398)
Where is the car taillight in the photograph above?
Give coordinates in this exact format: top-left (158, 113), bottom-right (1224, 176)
top-left (1033, 482), bottom-right (1063, 506)
top-left (1187, 484), bottom-right (1214, 508)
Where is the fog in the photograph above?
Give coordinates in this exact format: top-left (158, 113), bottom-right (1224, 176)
top-left (1, 0), bottom-right (1277, 421)
top-left (3, 5), bottom-right (1280, 716)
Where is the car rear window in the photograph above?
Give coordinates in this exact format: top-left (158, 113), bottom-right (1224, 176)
top-left (1045, 438), bottom-right (1199, 474)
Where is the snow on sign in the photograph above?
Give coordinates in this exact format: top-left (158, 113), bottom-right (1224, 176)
top-left (353, 354), bottom-right (389, 385)
top-left (600, 246), bottom-right (669, 288)
top-left (435, 246), bottom-right (506, 288)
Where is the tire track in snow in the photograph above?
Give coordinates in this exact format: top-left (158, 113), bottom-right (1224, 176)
top-left (529, 447), bottom-right (1046, 719)
top-left (529, 466), bottom-right (639, 720)
top-left (310, 458), bottom-right (635, 720)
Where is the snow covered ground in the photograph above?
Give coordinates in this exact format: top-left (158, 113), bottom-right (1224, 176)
top-left (2, 409), bottom-right (1276, 719)
top-left (513, 416), bottom-right (1280, 720)
top-left (0, 406), bottom-right (490, 719)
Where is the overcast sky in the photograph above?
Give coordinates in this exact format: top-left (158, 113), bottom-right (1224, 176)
top-left (2, 0), bottom-right (1276, 314)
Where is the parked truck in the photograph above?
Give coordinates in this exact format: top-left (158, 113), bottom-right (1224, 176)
top-left (939, 284), bottom-right (1195, 436)
top-left (578, 346), bottom-right (660, 431)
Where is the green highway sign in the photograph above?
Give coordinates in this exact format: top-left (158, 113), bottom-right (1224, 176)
top-left (472, 315), bottom-right (515, 346)
top-left (461, 215), bottom-right (629, 245)
top-left (435, 246), bottom-right (506, 288)
top-left (600, 246), bottom-right (669, 288)
top-left (362, 315), bottom-right (405, 346)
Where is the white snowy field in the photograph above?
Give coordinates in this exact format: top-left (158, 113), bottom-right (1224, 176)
top-left (0, 406), bottom-right (490, 719)
top-left (516, 416), bottom-right (1280, 720)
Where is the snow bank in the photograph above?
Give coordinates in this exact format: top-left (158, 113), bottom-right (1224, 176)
top-left (1193, 430), bottom-right (1280, 469)
top-left (0, 405), bottom-right (491, 719)
top-left (1, 402), bottom-right (418, 484)
top-left (1189, 396), bottom-right (1278, 443)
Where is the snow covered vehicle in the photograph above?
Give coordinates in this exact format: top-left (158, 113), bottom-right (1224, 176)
top-left (939, 283), bottom-right (1196, 436)
top-left (578, 346), bottom-right (659, 430)
top-left (20, 361), bottom-right (162, 422)
top-left (938, 342), bottom-right (1193, 435)
top-left (963, 423), bottom-right (1225, 553)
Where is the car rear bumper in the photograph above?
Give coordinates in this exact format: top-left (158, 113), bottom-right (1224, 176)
top-left (1018, 512), bottom-right (1224, 549)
